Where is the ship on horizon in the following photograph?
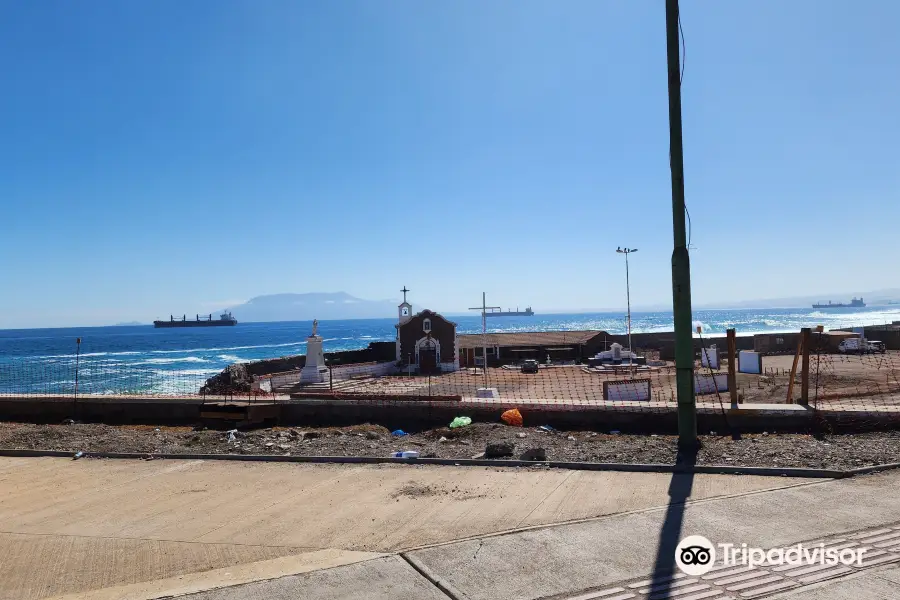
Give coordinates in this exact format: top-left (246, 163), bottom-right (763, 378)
top-left (812, 298), bottom-right (866, 309)
top-left (153, 311), bottom-right (238, 328)
top-left (485, 306), bottom-right (535, 317)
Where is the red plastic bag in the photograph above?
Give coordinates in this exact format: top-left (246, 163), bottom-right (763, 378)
top-left (501, 408), bottom-right (523, 427)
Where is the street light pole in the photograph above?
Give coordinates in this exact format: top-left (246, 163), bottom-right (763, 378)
top-left (616, 247), bottom-right (638, 358)
top-left (469, 293), bottom-right (500, 379)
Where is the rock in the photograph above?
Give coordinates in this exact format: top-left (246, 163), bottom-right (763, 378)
top-left (471, 452), bottom-right (486, 459)
top-left (588, 432), bottom-right (598, 437)
top-left (303, 431), bottom-right (322, 439)
top-left (265, 442), bottom-right (275, 447)
top-left (484, 442), bottom-right (514, 458)
top-left (200, 363), bottom-right (252, 395)
top-left (439, 436), bottom-right (449, 443)
top-left (516, 432), bottom-right (527, 439)
top-left (365, 431), bottom-right (380, 440)
top-left (520, 448), bottom-right (547, 461)
top-left (567, 435), bottom-right (576, 441)
top-left (278, 444), bottom-right (291, 450)
top-left (192, 424), bottom-right (206, 432)
top-left (289, 429), bottom-right (301, 438)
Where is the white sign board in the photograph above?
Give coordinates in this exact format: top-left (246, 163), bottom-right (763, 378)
top-left (694, 373), bottom-right (728, 395)
top-left (603, 379), bottom-right (651, 401)
top-left (738, 351), bottom-right (762, 374)
top-left (700, 347), bottom-right (719, 369)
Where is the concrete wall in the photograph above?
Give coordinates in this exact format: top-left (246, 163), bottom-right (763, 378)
top-left (264, 361), bottom-right (400, 389)
top-left (859, 328), bottom-right (900, 350)
top-left (753, 331), bottom-right (859, 354)
top-left (2, 395), bottom-right (896, 433)
top-left (332, 361), bottom-right (399, 379)
top-left (241, 342), bottom-right (395, 377)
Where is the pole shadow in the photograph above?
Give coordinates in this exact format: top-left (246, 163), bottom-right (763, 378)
top-left (647, 446), bottom-right (697, 597)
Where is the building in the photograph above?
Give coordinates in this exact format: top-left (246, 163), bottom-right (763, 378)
top-left (395, 288), bottom-right (459, 374)
top-left (458, 330), bottom-right (611, 366)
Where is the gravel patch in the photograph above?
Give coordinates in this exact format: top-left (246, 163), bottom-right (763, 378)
top-left (1, 421), bottom-right (898, 471)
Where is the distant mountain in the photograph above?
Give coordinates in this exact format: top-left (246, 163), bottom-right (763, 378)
top-left (225, 292), bottom-right (398, 322)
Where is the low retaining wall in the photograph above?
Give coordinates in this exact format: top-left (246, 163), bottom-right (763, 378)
top-left (261, 361), bottom-right (400, 390)
top-left (3, 394), bottom-right (897, 433)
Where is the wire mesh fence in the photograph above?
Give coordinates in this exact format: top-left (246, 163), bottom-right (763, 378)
top-left (0, 356), bottom-right (215, 398)
top-left (2, 329), bottom-right (900, 428)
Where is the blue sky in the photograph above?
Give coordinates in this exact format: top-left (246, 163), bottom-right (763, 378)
top-left (1, 1), bottom-right (898, 328)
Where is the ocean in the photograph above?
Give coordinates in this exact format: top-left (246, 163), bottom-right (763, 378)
top-left (1, 306), bottom-right (898, 395)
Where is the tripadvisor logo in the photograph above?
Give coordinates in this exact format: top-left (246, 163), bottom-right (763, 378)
top-left (675, 535), bottom-right (869, 576)
top-left (675, 535), bottom-right (716, 576)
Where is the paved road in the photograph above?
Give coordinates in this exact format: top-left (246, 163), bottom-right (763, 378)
top-left (1, 456), bottom-right (897, 599)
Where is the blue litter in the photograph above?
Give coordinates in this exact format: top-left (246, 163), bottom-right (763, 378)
top-left (391, 429), bottom-right (408, 437)
top-left (538, 425), bottom-right (556, 433)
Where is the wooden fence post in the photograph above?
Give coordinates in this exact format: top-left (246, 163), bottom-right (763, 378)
top-left (800, 327), bottom-right (811, 405)
top-left (786, 333), bottom-right (805, 403)
top-left (727, 328), bottom-right (738, 405)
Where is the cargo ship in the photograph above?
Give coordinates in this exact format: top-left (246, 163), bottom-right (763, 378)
top-left (812, 298), bottom-right (866, 309)
top-left (154, 311), bottom-right (238, 328)
top-left (485, 307), bottom-right (535, 317)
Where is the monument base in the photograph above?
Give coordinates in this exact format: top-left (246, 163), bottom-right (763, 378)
top-left (299, 334), bottom-right (328, 385)
top-left (299, 365), bottom-right (327, 384)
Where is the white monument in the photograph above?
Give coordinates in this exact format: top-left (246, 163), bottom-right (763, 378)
top-left (300, 319), bottom-right (327, 384)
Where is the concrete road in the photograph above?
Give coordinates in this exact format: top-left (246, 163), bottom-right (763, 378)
top-left (0, 456), bottom-right (810, 599)
top-left (1, 456), bottom-right (898, 599)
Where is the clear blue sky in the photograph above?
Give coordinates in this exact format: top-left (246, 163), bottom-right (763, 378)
top-left (1, 1), bottom-right (898, 328)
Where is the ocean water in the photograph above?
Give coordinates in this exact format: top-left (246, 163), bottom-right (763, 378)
top-left (1, 306), bottom-right (898, 395)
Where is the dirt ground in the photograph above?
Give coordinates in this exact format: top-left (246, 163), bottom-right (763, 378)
top-left (2, 420), bottom-right (899, 471)
top-left (309, 351), bottom-right (900, 408)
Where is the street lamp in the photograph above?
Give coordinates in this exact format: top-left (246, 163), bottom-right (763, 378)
top-left (616, 247), bottom-right (638, 359)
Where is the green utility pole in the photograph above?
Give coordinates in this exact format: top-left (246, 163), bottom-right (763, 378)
top-left (665, 0), bottom-right (697, 449)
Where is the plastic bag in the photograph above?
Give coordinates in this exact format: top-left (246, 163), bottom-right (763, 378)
top-left (391, 429), bottom-right (408, 437)
top-left (449, 416), bottom-right (472, 429)
top-left (500, 408), bottom-right (523, 427)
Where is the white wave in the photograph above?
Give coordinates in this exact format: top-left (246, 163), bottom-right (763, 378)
top-left (171, 368), bottom-right (220, 377)
top-left (692, 321), bottom-right (713, 333)
top-left (149, 341), bottom-right (305, 354)
top-left (32, 350), bottom-right (143, 359)
top-left (138, 356), bottom-right (210, 365)
top-left (217, 354), bottom-right (247, 363)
